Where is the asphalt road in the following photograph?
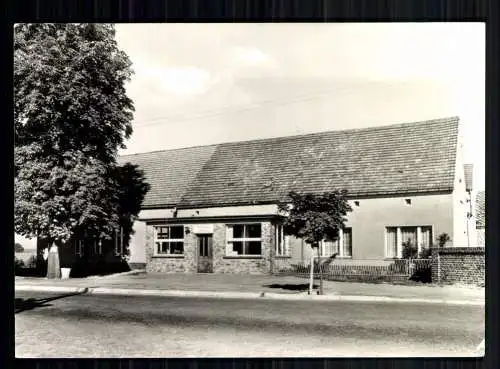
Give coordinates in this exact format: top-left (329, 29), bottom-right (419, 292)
top-left (15, 291), bottom-right (484, 358)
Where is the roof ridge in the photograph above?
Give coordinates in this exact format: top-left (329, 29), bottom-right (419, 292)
top-left (119, 116), bottom-right (459, 157)
top-left (119, 143), bottom-right (220, 159)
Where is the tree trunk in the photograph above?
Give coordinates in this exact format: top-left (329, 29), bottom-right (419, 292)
top-left (318, 246), bottom-right (323, 295)
top-left (309, 245), bottom-right (315, 295)
top-left (46, 241), bottom-right (61, 279)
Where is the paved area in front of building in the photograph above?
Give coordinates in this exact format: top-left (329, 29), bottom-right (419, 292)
top-left (15, 272), bottom-right (485, 303)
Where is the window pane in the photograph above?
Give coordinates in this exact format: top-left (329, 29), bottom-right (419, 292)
top-left (246, 224), bottom-right (261, 238)
top-left (323, 239), bottom-right (338, 257)
top-left (156, 241), bottom-right (169, 254)
top-left (343, 228), bottom-right (352, 257)
top-left (170, 226), bottom-right (184, 239)
top-left (246, 241), bottom-right (262, 255)
top-left (276, 225), bottom-right (283, 255)
top-left (233, 225), bottom-right (244, 239)
top-left (156, 227), bottom-right (169, 239)
top-left (421, 226), bottom-right (432, 248)
top-left (170, 242), bottom-right (184, 254)
top-left (232, 241), bottom-right (243, 255)
top-left (386, 228), bottom-right (397, 258)
top-left (284, 236), bottom-right (290, 256)
top-left (199, 237), bottom-right (206, 256)
top-left (401, 227), bottom-right (417, 246)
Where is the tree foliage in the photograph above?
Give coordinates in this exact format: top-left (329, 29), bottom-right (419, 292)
top-left (15, 243), bottom-right (24, 253)
top-left (14, 24), bottom-right (134, 160)
top-left (112, 162), bottom-right (150, 252)
top-left (278, 190), bottom-right (352, 246)
top-left (14, 23), bottom-right (148, 246)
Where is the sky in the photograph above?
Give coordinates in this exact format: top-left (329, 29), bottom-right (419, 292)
top-left (115, 22), bottom-right (485, 190)
top-left (15, 22), bottom-right (486, 248)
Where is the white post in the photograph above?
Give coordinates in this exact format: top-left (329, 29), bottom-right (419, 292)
top-left (309, 247), bottom-right (315, 295)
top-left (338, 229), bottom-right (344, 257)
top-left (417, 226), bottom-right (422, 257)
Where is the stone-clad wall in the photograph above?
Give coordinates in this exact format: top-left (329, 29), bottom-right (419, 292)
top-left (145, 224), bottom-right (197, 273)
top-left (145, 221), bottom-right (274, 274)
top-left (211, 222), bottom-right (273, 274)
top-left (431, 247), bottom-right (484, 285)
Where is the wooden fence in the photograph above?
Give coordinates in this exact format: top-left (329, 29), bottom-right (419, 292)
top-left (271, 257), bottom-right (432, 283)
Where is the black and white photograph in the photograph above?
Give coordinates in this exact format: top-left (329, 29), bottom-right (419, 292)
top-left (14, 22), bottom-right (485, 357)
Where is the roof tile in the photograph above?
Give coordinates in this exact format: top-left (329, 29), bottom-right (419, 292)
top-left (119, 117), bottom-right (460, 209)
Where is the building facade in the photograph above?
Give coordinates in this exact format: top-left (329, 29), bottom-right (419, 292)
top-left (119, 117), bottom-right (472, 274)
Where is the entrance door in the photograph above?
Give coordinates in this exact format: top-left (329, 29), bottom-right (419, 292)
top-left (197, 234), bottom-right (213, 273)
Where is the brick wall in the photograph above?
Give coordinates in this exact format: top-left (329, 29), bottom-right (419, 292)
top-left (431, 247), bottom-right (484, 285)
top-left (145, 221), bottom-right (273, 274)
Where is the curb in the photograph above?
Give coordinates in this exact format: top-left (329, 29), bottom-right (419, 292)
top-left (85, 269), bottom-right (146, 280)
top-left (15, 285), bottom-right (485, 306)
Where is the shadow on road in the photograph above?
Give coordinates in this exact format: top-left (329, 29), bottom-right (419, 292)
top-left (15, 289), bottom-right (89, 314)
top-left (263, 283), bottom-right (319, 291)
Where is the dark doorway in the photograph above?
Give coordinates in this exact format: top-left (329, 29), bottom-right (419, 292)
top-left (197, 234), bottom-right (213, 273)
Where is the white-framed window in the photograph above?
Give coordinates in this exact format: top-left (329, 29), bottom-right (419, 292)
top-left (320, 228), bottom-right (353, 258)
top-left (385, 226), bottom-right (432, 258)
top-left (275, 224), bottom-right (290, 256)
top-left (74, 239), bottom-right (84, 257)
top-left (226, 223), bottom-right (262, 256)
top-left (154, 225), bottom-right (185, 255)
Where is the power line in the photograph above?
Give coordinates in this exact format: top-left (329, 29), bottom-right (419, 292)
top-left (132, 86), bottom-right (349, 128)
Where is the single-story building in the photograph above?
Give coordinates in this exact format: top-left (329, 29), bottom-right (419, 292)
top-left (118, 116), bottom-right (474, 274)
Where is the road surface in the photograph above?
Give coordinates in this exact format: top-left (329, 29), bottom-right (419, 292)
top-left (15, 291), bottom-right (484, 357)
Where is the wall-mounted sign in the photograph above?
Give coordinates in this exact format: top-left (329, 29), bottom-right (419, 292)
top-left (192, 224), bottom-right (214, 234)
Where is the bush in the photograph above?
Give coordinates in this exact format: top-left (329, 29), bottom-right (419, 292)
top-left (25, 255), bottom-right (38, 268)
top-left (14, 257), bottom-right (25, 272)
top-left (15, 255), bottom-right (47, 277)
top-left (69, 254), bottom-right (130, 278)
top-left (418, 248), bottom-right (432, 259)
top-left (402, 240), bottom-right (418, 259)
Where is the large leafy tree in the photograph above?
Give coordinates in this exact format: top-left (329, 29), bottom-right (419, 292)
top-left (14, 24), bottom-right (147, 276)
top-left (278, 190), bottom-right (352, 294)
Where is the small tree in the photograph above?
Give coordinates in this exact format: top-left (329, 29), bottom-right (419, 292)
top-left (15, 243), bottom-right (25, 253)
top-left (437, 233), bottom-right (451, 248)
top-left (278, 190), bottom-right (352, 295)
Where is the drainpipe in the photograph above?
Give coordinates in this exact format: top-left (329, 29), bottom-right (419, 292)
top-left (466, 190), bottom-right (473, 247)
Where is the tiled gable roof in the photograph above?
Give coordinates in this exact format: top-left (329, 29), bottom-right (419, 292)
top-left (118, 145), bottom-right (217, 208)
top-left (178, 117), bottom-right (459, 208)
top-left (476, 191), bottom-right (485, 228)
top-left (119, 117), bottom-right (459, 209)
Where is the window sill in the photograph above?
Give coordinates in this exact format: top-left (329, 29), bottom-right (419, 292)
top-left (152, 255), bottom-right (185, 258)
top-left (274, 255), bottom-right (291, 258)
top-left (223, 256), bottom-right (263, 259)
